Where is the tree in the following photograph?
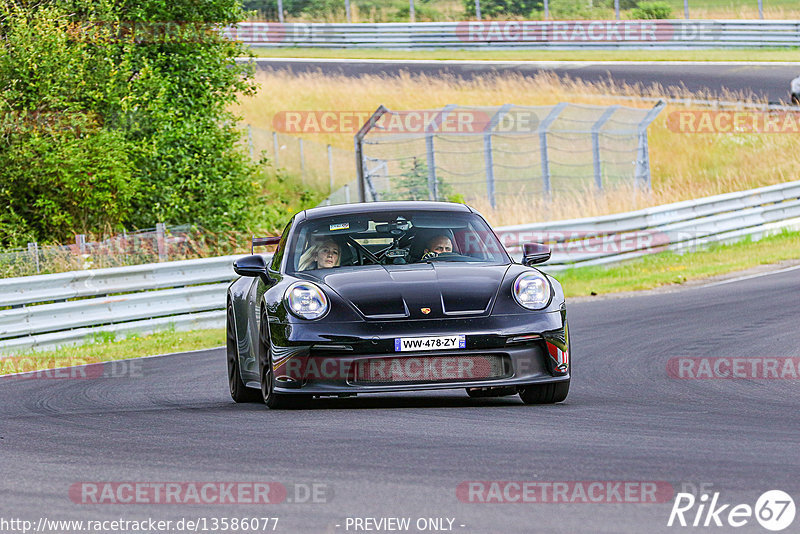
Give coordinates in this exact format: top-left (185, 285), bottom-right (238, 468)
top-left (0, 0), bottom-right (258, 246)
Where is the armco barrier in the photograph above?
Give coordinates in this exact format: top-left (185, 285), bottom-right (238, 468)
top-left (225, 20), bottom-right (800, 49)
top-left (1, 180), bottom-right (800, 354)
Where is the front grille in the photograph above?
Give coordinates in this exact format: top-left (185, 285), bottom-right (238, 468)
top-left (352, 354), bottom-right (509, 385)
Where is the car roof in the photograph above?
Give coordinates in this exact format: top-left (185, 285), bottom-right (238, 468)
top-left (299, 201), bottom-right (473, 221)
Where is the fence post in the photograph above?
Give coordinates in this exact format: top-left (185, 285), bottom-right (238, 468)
top-left (409, 0), bottom-right (415, 22)
top-left (475, 0), bottom-right (481, 20)
top-left (27, 242), bottom-right (40, 274)
top-left (299, 137), bottom-right (305, 183)
top-left (355, 106), bottom-right (389, 203)
top-left (76, 234), bottom-right (86, 255)
top-left (277, 0), bottom-right (284, 23)
top-left (272, 131), bottom-right (280, 167)
top-left (684, 0), bottom-right (689, 19)
top-left (538, 103), bottom-right (567, 198)
top-left (345, 0), bottom-right (351, 22)
top-left (544, 0), bottom-right (549, 20)
top-left (614, 0), bottom-right (619, 20)
top-left (483, 104), bottom-right (511, 210)
top-left (344, 183), bottom-right (351, 204)
top-left (758, 0), bottom-right (763, 18)
top-left (247, 124), bottom-right (254, 160)
top-left (425, 135), bottom-right (437, 200)
top-left (327, 144), bottom-right (334, 196)
top-left (156, 223), bottom-right (167, 261)
top-left (591, 105), bottom-right (619, 191)
top-left (634, 100), bottom-right (666, 190)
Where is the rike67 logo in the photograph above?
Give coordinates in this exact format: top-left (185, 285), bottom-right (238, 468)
top-left (668, 490), bottom-right (796, 531)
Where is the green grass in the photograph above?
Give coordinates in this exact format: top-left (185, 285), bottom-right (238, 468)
top-left (0, 328), bottom-right (224, 375)
top-left (554, 229), bottom-right (800, 297)
top-left (250, 47), bottom-right (800, 62)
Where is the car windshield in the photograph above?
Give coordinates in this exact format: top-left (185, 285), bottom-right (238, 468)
top-left (286, 210), bottom-right (509, 273)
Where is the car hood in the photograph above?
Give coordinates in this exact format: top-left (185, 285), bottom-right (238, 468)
top-left (312, 263), bottom-right (511, 320)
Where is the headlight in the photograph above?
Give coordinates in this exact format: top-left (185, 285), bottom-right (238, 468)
top-left (285, 281), bottom-right (329, 320)
top-left (512, 272), bottom-right (551, 310)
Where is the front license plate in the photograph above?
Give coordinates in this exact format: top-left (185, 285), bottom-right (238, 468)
top-left (394, 335), bottom-right (466, 352)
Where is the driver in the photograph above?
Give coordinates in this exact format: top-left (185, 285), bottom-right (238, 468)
top-left (298, 237), bottom-right (341, 270)
top-left (421, 235), bottom-right (453, 260)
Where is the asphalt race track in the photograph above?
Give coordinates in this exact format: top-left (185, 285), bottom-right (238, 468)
top-left (2, 267), bottom-right (799, 533)
top-left (252, 58), bottom-right (799, 104)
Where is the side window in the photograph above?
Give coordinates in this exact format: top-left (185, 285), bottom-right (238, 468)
top-left (270, 220), bottom-right (292, 272)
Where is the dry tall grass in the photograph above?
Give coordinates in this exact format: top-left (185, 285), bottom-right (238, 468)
top-left (233, 69), bottom-right (800, 227)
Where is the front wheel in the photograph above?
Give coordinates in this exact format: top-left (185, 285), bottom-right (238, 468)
top-left (518, 381), bottom-right (569, 404)
top-left (227, 305), bottom-right (260, 403)
top-left (259, 312), bottom-right (306, 410)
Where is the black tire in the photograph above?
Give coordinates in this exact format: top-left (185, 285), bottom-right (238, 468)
top-left (518, 381), bottom-right (570, 404)
top-left (227, 305), bottom-right (260, 403)
top-left (259, 311), bottom-right (305, 409)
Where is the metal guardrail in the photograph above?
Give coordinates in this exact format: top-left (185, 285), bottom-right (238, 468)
top-left (1, 180), bottom-right (799, 354)
top-left (497, 180), bottom-right (800, 269)
top-left (226, 20), bottom-right (800, 49)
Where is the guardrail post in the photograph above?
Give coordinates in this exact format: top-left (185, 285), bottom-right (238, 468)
top-left (27, 242), bottom-right (40, 274)
top-left (538, 103), bottom-right (567, 198)
top-left (272, 131), bottom-right (279, 167)
top-left (591, 105), bottom-right (619, 192)
top-left (156, 223), bottom-right (167, 261)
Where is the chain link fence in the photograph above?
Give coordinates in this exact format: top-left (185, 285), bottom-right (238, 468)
top-left (354, 102), bottom-right (664, 208)
top-left (245, 124), bottom-right (356, 202)
top-left (0, 225), bottom-right (201, 279)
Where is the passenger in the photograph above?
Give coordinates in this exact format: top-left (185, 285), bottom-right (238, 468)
top-left (421, 235), bottom-right (453, 260)
top-left (792, 75), bottom-right (800, 105)
top-left (298, 238), bottom-right (340, 270)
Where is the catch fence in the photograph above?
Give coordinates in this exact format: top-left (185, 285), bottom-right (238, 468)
top-left (355, 102), bottom-right (665, 209)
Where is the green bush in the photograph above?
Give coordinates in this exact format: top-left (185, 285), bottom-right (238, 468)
top-left (630, 1), bottom-right (672, 18)
top-left (463, 0), bottom-right (543, 18)
top-left (0, 0), bottom-right (259, 246)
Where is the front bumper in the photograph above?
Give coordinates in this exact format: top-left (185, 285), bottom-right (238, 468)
top-left (268, 311), bottom-right (570, 395)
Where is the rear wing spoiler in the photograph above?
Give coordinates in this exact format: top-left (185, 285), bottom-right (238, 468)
top-left (251, 236), bottom-right (280, 255)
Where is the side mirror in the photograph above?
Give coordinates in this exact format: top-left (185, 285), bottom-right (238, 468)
top-left (522, 242), bottom-right (551, 266)
top-left (234, 255), bottom-right (271, 280)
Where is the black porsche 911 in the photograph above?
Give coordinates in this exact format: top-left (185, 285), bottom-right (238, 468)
top-left (227, 201), bottom-right (570, 409)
